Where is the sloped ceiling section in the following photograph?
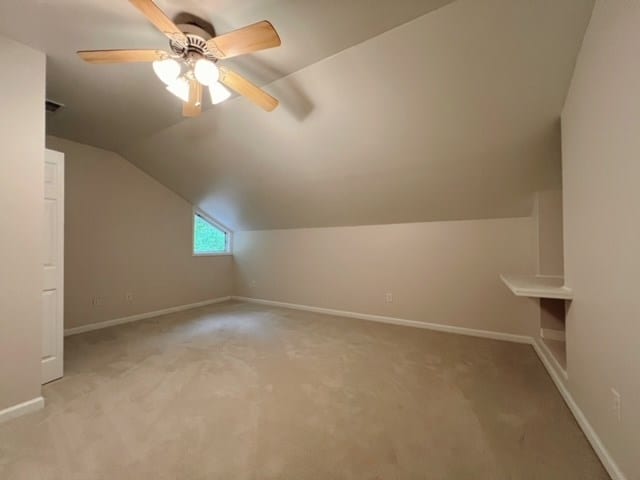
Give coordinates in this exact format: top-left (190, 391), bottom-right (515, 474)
top-left (121, 0), bottom-right (594, 231)
top-left (0, 0), bottom-right (454, 150)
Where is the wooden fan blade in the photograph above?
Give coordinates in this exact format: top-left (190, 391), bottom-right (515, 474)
top-left (77, 49), bottom-right (168, 64)
top-left (183, 78), bottom-right (202, 117)
top-left (129, 0), bottom-right (188, 46)
top-left (207, 21), bottom-right (281, 59)
top-left (219, 67), bottom-right (278, 112)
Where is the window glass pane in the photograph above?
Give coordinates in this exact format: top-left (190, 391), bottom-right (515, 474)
top-left (194, 214), bottom-right (227, 253)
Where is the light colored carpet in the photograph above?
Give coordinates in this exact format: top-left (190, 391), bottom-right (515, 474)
top-left (0, 301), bottom-right (608, 479)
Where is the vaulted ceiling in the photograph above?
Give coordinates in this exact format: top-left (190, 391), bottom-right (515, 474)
top-left (0, 0), bottom-right (454, 150)
top-left (0, 0), bottom-right (594, 230)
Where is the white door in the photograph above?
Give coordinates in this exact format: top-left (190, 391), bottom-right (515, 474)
top-left (42, 149), bottom-right (64, 384)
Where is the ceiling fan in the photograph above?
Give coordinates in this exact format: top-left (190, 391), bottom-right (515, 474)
top-left (77, 0), bottom-right (281, 117)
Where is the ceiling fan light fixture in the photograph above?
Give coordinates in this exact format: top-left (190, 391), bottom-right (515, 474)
top-left (194, 58), bottom-right (219, 86)
top-left (209, 82), bottom-right (231, 104)
top-left (166, 77), bottom-right (191, 102)
top-left (77, 0), bottom-right (282, 116)
top-left (152, 58), bottom-right (181, 85)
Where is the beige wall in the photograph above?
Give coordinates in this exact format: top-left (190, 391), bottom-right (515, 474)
top-left (562, 0), bottom-right (640, 477)
top-left (234, 218), bottom-right (539, 337)
top-left (535, 190), bottom-right (564, 276)
top-left (0, 36), bottom-right (45, 410)
top-left (46, 137), bottom-right (233, 330)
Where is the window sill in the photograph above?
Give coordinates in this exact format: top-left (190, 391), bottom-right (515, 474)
top-left (193, 252), bottom-right (233, 257)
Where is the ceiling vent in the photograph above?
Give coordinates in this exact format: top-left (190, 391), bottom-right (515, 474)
top-left (45, 99), bottom-right (64, 113)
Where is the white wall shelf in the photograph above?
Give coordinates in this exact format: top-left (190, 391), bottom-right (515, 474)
top-left (500, 274), bottom-right (573, 300)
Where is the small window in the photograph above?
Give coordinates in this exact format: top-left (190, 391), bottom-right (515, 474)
top-left (193, 211), bottom-right (231, 255)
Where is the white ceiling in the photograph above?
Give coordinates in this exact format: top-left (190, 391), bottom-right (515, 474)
top-left (2, 0), bottom-right (595, 231)
top-left (121, 0), bottom-right (594, 230)
top-left (0, 0), bottom-right (454, 150)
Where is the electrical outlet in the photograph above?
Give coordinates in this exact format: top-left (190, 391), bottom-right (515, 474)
top-left (91, 296), bottom-right (103, 307)
top-left (385, 292), bottom-right (393, 303)
top-left (125, 293), bottom-right (134, 303)
top-left (249, 280), bottom-right (257, 288)
top-left (612, 388), bottom-right (621, 422)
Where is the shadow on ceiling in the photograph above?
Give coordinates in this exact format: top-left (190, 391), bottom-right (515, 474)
top-left (229, 55), bottom-right (314, 122)
top-left (173, 12), bottom-right (216, 37)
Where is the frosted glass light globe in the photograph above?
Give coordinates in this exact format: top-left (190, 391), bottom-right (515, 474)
top-left (152, 58), bottom-right (180, 85)
top-left (209, 82), bottom-right (231, 104)
top-left (166, 77), bottom-right (191, 102)
top-left (194, 59), bottom-right (219, 86)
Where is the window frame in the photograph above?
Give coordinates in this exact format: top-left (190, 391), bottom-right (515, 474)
top-left (192, 208), bottom-right (233, 257)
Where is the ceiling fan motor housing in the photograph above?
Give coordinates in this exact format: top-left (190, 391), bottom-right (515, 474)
top-left (170, 23), bottom-right (218, 63)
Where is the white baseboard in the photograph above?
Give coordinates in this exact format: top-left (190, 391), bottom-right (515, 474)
top-left (64, 296), bottom-right (232, 336)
top-left (233, 295), bottom-right (625, 479)
top-left (0, 396), bottom-right (44, 424)
top-left (231, 296), bottom-right (532, 344)
top-left (537, 335), bottom-right (569, 381)
top-left (532, 339), bottom-right (626, 480)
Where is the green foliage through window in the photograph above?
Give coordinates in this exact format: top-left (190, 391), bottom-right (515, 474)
top-left (194, 214), bottom-right (228, 254)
